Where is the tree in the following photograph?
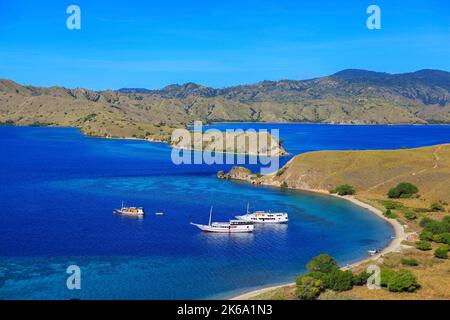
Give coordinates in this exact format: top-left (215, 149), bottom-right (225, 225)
top-left (380, 268), bottom-right (396, 287)
top-left (330, 184), bottom-right (355, 196)
top-left (415, 240), bottom-right (432, 251)
top-left (388, 182), bottom-right (419, 198)
top-left (307, 254), bottom-right (339, 273)
top-left (434, 245), bottom-right (449, 259)
top-left (296, 276), bottom-right (324, 300)
top-left (387, 269), bottom-right (419, 292)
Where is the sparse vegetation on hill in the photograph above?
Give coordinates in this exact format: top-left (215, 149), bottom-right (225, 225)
top-left (1, 69), bottom-right (450, 139)
top-left (388, 182), bottom-right (419, 199)
top-left (330, 184), bottom-right (355, 196)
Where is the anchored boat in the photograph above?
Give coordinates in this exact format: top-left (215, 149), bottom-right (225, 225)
top-left (113, 201), bottom-right (145, 217)
top-left (191, 207), bottom-right (254, 233)
top-left (235, 203), bottom-right (288, 224)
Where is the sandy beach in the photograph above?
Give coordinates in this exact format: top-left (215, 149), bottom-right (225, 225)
top-left (230, 193), bottom-right (406, 300)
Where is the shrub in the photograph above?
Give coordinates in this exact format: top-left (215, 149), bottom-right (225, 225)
top-left (387, 269), bottom-right (419, 292)
top-left (430, 202), bottom-right (444, 211)
top-left (383, 209), bottom-right (397, 219)
top-left (420, 217), bottom-right (447, 234)
top-left (380, 268), bottom-right (396, 287)
top-left (382, 200), bottom-right (397, 210)
top-left (435, 233), bottom-right (450, 245)
top-left (419, 230), bottom-right (434, 241)
top-left (280, 181), bottom-right (288, 189)
top-left (404, 211), bottom-right (417, 220)
top-left (296, 276), bottom-right (324, 300)
top-left (415, 241), bottom-right (432, 251)
top-left (388, 182), bottom-right (419, 199)
top-left (401, 258), bottom-right (419, 266)
top-left (326, 270), bottom-right (354, 292)
top-left (306, 254), bottom-right (339, 274)
top-left (352, 271), bottom-right (372, 286)
top-left (276, 167), bottom-right (286, 177)
top-left (434, 245), bottom-right (449, 259)
top-left (330, 184), bottom-right (355, 196)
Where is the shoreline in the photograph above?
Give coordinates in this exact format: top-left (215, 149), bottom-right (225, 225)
top-left (230, 192), bottom-right (406, 300)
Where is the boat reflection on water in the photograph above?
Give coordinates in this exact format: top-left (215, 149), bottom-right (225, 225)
top-left (196, 231), bottom-right (255, 246)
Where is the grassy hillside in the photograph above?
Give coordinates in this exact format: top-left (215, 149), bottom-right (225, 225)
top-left (1, 69), bottom-right (450, 138)
top-left (271, 144), bottom-right (450, 204)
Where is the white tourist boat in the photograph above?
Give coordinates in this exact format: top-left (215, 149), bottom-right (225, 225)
top-left (113, 201), bottom-right (145, 217)
top-left (235, 204), bottom-right (288, 224)
top-left (191, 207), bottom-right (254, 233)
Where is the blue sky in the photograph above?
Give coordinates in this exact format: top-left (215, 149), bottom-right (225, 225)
top-left (0, 0), bottom-right (449, 90)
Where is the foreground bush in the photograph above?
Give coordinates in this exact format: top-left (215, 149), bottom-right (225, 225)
top-left (434, 245), bottom-right (449, 259)
top-left (387, 269), bottom-right (419, 292)
top-left (404, 211), bottom-right (417, 220)
top-left (401, 258), bottom-right (419, 266)
top-left (330, 184), bottom-right (355, 196)
top-left (430, 202), bottom-right (444, 211)
top-left (380, 268), bottom-right (397, 287)
top-left (296, 276), bottom-right (324, 300)
top-left (388, 182), bottom-right (419, 199)
top-left (415, 241), bottom-right (432, 251)
top-left (383, 209), bottom-right (397, 219)
top-left (326, 270), bottom-right (354, 292)
top-left (307, 254), bottom-right (339, 273)
top-left (352, 271), bottom-right (372, 286)
top-left (419, 230), bottom-right (434, 241)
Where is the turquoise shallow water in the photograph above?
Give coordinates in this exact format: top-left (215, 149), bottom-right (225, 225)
top-left (1, 124), bottom-right (449, 299)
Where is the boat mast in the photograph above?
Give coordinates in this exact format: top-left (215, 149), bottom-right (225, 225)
top-left (246, 202), bottom-right (250, 214)
top-left (209, 206), bottom-right (213, 226)
top-left (121, 200), bottom-right (124, 210)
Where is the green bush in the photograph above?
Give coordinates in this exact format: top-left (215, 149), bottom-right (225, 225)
top-left (434, 245), bottom-right (449, 259)
top-left (306, 254), bottom-right (339, 274)
top-left (419, 230), bottom-right (434, 241)
top-left (380, 268), bottom-right (396, 287)
top-left (382, 200), bottom-right (397, 210)
top-left (434, 233), bottom-right (450, 245)
top-left (280, 181), bottom-right (288, 189)
top-left (295, 276), bottom-right (324, 300)
top-left (388, 182), bottom-right (419, 199)
top-left (401, 258), bottom-right (419, 266)
top-left (330, 184), bottom-right (355, 196)
top-left (404, 211), bottom-right (417, 220)
top-left (326, 270), bottom-right (354, 292)
top-left (387, 270), bottom-right (419, 292)
top-left (420, 217), bottom-right (449, 235)
top-left (383, 209), bottom-right (397, 219)
top-left (430, 202), bottom-right (444, 211)
top-left (415, 241), bottom-right (432, 251)
top-left (276, 167), bottom-right (286, 177)
top-left (352, 271), bottom-right (372, 286)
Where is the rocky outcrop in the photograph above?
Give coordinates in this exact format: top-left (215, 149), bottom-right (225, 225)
top-left (217, 166), bottom-right (252, 181)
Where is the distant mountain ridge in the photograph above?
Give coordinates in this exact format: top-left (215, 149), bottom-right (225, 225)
top-left (1, 69), bottom-right (450, 141)
top-left (118, 69), bottom-right (450, 106)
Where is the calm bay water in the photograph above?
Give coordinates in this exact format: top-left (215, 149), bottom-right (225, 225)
top-left (0, 124), bottom-right (449, 299)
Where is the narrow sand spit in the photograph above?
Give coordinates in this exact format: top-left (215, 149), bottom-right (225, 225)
top-left (230, 194), bottom-right (406, 300)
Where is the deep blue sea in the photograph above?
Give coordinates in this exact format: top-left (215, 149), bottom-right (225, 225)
top-left (1, 124), bottom-right (449, 299)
